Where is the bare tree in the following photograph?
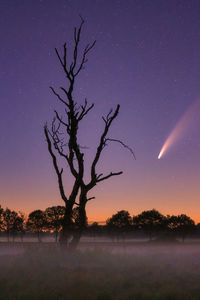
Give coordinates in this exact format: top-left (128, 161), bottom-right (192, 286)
top-left (44, 18), bottom-right (134, 249)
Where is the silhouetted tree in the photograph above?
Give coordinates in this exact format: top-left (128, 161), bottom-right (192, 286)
top-left (89, 222), bottom-right (100, 239)
top-left (12, 212), bottom-right (25, 242)
top-left (133, 209), bottom-right (166, 240)
top-left (44, 18), bottom-right (134, 249)
top-left (90, 221), bottom-right (99, 228)
top-left (166, 214), bottom-right (195, 242)
top-left (0, 206), bottom-right (3, 233)
top-left (45, 206), bottom-right (65, 242)
top-left (27, 210), bottom-right (46, 242)
top-left (196, 223), bottom-right (200, 231)
top-left (106, 210), bottom-right (132, 228)
top-left (2, 208), bottom-right (18, 242)
top-left (106, 210), bottom-right (132, 240)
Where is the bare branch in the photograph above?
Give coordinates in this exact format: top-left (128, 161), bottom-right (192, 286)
top-left (50, 118), bottom-right (79, 179)
top-left (78, 99), bottom-right (94, 121)
top-left (96, 171), bottom-right (123, 183)
top-left (70, 18), bottom-right (84, 74)
top-left (50, 118), bottom-right (68, 157)
top-left (87, 197), bottom-right (95, 201)
top-left (63, 43), bottom-right (67, 68)
top-left (50, 87), bottom-right (69, 107)
top-left (74, 40), bottom-right (96, 76)
top-left (106, 138), bottom-right (136, 159)
top-left (96, 173), bottom-right (103, 180)
top-left (55, 46), bottom-right (71, 80)
top-left (106, 109), bottom-right (113, 121)
top-left (55, 47), bottom-right (64, 68)
top-left (44, 124), bottom-right (68, 203)
top-left (54, 110), bottom-right (69, 128)
top-left (91, 105), bottom-right (120, 182)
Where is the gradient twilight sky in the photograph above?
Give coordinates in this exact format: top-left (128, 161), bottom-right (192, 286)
top-left (1, 0), bottom-right (200, 223)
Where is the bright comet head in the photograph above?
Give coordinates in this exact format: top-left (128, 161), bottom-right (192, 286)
top-left (158, 146), bottom-right (166, 159)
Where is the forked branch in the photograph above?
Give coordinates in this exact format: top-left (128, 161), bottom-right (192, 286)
top-left (50, 87), bottom-right (69, 107)
top-left (54, 17), bottom-right (96, 80)
top-left (44, 124), bottom-right (68, 203)
top-left (91, 105), bottom-right (120, 182)
top-left (78, 99), bottom-right (94, 121)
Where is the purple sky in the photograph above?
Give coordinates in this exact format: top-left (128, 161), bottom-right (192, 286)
top-left (1, 0), bottom-right (200, 222)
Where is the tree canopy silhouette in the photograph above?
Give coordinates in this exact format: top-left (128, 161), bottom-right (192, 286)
top-left (44, 18), bottom-right (134, 249)
top-left (2, 208), bottom-right (19, 242)
top-left (106, 210), bottom-right (132, 229)
top-left (45, 206), bottom-right (65, 242)
top-left (166, 214), bottom-right (195, 242)
top-left (133, 209), bottom-right (166, 240)
top-left (27, 210), bottom-right (46, 242)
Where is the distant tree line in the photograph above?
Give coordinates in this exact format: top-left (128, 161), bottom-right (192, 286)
top-left (106, 209), bottom-right (196, 242)
top-left (0, 205), bottom-right (198, 242)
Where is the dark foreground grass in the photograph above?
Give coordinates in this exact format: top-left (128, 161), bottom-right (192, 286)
top-left (1, 244), bottom-right (200, 300)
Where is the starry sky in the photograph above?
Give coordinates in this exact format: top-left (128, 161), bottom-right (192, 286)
top-left (1, 0), bottom-right (200, 223)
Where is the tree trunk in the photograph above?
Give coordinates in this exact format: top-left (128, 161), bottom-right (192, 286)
top-left (68, 230), bottom-right (82, 250)
top-left (59, 204), bottom-right (74, 247)
top-left (68, 191), bottom-right (88, 250)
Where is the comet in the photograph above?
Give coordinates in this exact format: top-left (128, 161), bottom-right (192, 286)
top-left (158, 98), bottom-right (200, 159)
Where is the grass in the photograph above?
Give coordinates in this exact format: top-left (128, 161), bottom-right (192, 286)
top-left (1, 243), bottom-right (200, 299)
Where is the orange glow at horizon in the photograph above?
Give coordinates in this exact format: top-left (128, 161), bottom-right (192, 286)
top-left (3, 183), bottom-right (200, 225)
top-left (158, 98), bottom-right (200, 159)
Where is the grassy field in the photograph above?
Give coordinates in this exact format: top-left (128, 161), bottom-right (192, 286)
top-left (1, 242), bottom-right (200, 299)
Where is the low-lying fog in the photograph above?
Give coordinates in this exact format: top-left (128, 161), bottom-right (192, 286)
top-left (1, 238), bottom-right (200, 299)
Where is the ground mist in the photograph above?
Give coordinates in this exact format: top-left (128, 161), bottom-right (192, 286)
top-left (1, 242), bottom-right (200, 299)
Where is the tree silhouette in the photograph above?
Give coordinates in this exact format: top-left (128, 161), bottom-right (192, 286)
top-left (2, 208), bottom-right (18, 242)
top-left (133, 209), bottom-right (166, 240)
top-left (44, 18), bottom-right (134, 249)
top-left (89, 222), bottom-right (100, 240)
top-left (12, 212), bottom-right (25, 242)
top-left (27, 210), bottom-right (46, 242)
top-left (106, 210), bottom-right (132, 240)
top-left (0, 206), bottom-right (3, 233)
top-left (45, 206), bottom-right (65, 242)
top-left (106, 210), bottom-right (132, 229)
top-left (166, 214), bottom-right (195, 242)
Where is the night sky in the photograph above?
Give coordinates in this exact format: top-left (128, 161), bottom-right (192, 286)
top-left (1, 0), bottom-right (200, 223)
